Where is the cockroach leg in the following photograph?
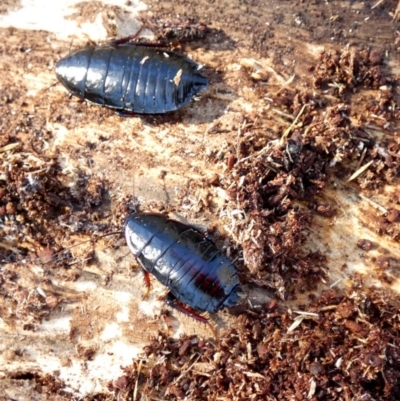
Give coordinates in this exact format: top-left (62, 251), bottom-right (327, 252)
top-left (165, 293), bottom-right (208, 323)
top-left (142, 270), bottom-right (151, 299)
top-left (106, 28), bottom-right (167, 48)
top-left (165, 293), bottom-right (218, 337)
top-left (107, 27), bottom-right (145, 46)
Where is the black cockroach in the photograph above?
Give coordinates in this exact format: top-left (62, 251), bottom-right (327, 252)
top-left (55, 36), bottom-right (208, 114)
top-left (124, 212), bottom-right (241, 322)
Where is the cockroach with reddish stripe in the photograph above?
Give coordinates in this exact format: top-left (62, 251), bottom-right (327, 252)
top-left (124, 212), bottom-right (241, 324)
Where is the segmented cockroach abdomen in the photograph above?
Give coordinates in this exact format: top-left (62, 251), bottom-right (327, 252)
top-left (124, 213), bottom-right (240, 313)
top-left (56, 43), bottom-right (208, 114)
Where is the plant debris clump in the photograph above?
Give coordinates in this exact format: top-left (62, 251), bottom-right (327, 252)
top-left (313, 48), bottom-right (387, 93)
top-left (114, 287), bottom-right (400, 400)
top-left (141, 15), bottom-right (210, 43)
top-left (0, 146), bottom-right (108, 264)
top-left (212, 41), bottom-right (400, 299)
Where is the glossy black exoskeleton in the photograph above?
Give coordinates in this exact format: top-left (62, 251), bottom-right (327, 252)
top-left (55, 38), bottom-right (208, 114)
top-left (124, 213), bottom-right (240, 316)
